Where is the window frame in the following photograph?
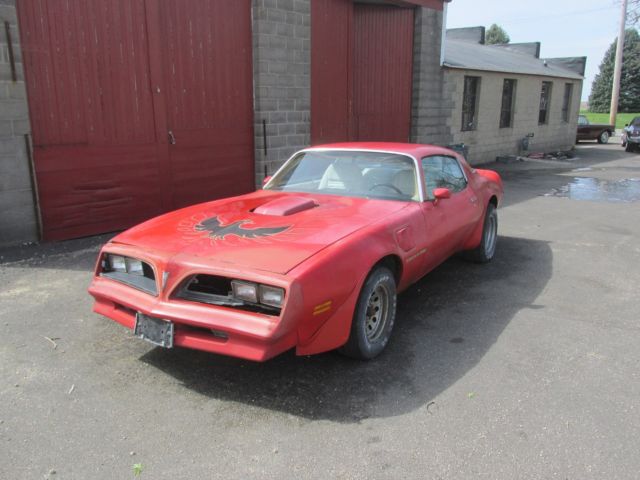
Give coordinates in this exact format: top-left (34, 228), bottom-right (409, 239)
top-left (499, 78), bottom-right (517, 129)
top-left (420, 154), bottom-right (469, 201)
top-left (461, 76), bottom-right (481, 131)
top-left (539, 81), bottom-right (553, 125)
top-left (562, 83), bottom-right (573, 123)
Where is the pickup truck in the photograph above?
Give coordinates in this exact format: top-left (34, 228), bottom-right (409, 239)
top-left (576, 115), bottom-right (615, 144)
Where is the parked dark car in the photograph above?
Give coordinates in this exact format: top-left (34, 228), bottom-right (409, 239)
top-left (577, 115), bottom-right (615, 144)
top-left (621, 117), bottom-right (640, 153)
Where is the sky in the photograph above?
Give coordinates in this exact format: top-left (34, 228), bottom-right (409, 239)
top-left (446, 0), bottom-right (632, 102)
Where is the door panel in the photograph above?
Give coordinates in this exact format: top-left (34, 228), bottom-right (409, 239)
top-left (18, 0), bottom-right (163, 241)
top-left (352, 5), bottom-right (414, 142)
top-left (310, 3), bottom-right (414, 144)
top-left (17, 0), bottom-right (255, 241)
top-left (158, 0), bottom-right (254, 209)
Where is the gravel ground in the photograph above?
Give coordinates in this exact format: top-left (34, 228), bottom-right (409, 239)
top-left (1, 143), bottom-right (639, 479)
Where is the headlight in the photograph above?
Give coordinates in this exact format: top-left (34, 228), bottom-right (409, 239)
top-left (109, 255), bottom-right (126, 272)
top-left (105, 254), bottom-right (144, 275)
top-left (258, 285), bottom-right (285, 308)
top-left (231, 280), bottom-right (258, 303)
top-left (230, 280), bottom-right (285, 308)
top-left (125, 258), bottom-right (144, 276)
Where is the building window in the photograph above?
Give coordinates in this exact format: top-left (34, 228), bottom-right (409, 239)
top-left (462, 76), bottom-right (480, 131)
top-left (562, 83), bottom-right (573, 122)
top-left (539, 81), bottom-right (553, 125)
top-left (500, 79), bottom-right (517, 128)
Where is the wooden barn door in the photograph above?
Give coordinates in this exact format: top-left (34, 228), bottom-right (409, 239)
top-left (352, 4), bottom-right (414, 142)
top-left (156, 0), bottom-right (254, 209)
top-left (17, 0), bottom-right (254, 241)
top-left (18, 0), bottom-right (163, 241)
top-left (311, 2), bottom-right (414, 145)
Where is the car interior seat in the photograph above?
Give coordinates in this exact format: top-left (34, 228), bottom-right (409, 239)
top-left (319, 160), bottom-right (365, 192)
top-left (392, 169), bottom-right (417, 199)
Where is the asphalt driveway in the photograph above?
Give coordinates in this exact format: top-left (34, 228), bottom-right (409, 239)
top-left (1, 143), bottom-right (639, 479)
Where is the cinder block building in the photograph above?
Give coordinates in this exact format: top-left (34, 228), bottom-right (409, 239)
top-left (0, 1), bottom-right (584, 247)
top-left (444, 27), bottom-right (586, 164)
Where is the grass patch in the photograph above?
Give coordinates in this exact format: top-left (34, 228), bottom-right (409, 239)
top-left (580, 110), bottom-right (639, 130)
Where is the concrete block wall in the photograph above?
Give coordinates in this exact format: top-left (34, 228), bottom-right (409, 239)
top-left (411, 7), bottom-right (454, 147)
top-left (447, 69), bottom-right (583, 165)
top-left (0, 0), bottom-right (38, 247)
top-left (252, 0), bottom-right (310, 186)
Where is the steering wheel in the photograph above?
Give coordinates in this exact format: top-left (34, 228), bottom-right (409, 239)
top-left (369, 183), bottom-right (403, 195)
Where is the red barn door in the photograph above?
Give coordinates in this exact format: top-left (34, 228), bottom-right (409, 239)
top-left (352, 4), bottom-right (414, 142)
top-left (156, 0), bottom-right (255, 209)
top-left (17, 0), bottom-right (254, 241)
top-left (311, 2), bottom-right (414, 145)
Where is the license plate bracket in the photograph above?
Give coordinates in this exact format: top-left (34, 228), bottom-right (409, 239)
top-left (134, 313), bottom-right (174, 348)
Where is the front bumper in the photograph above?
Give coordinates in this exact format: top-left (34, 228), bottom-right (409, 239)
top-left (89, 274), bottom-right (299, 362)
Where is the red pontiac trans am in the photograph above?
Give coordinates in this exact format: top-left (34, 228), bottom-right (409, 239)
top-left (89, 143), bottom-right (503, 361)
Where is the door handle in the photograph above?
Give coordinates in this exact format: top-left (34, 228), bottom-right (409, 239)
top-left (168, 130), bottom-right (176, 145)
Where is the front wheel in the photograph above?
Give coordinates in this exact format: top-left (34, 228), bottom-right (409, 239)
top-left (463, 203), bottom-right (498, 263)
top-left (625, 142), bottom-right (635, 153)
top-left (340, 266), bottom-right (397, 360)
top-left (597, 131), bottom-right (610, 144)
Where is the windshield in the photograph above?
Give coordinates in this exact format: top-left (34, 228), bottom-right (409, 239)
top-left (631, 117), bottom-right (640, 127)
top-left (265, 151), bottom-right (419, 201)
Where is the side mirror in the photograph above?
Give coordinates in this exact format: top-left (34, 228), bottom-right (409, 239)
top-left (433, 187), bottom-right (451, 201)
top-left (262, 176), bottom-right (272, 187)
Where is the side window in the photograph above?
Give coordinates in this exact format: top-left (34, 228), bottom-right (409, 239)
top-left (562, 83), bottom-right (573, 123)
top-left (461, 76), bottom-right (481, 131)
top-left (539, 81), bottom-right (553, 125)
top-left (422, 156), bottom-right (468, 199)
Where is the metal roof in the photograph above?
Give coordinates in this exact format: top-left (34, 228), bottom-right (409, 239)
top-left (444, 39), bottom-right (584, 80)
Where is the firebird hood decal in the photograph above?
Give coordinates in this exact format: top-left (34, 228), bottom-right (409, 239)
top-left (112, 191), bottom-right (410, 274)
top-left (195, 216), bottom-right (290, 240)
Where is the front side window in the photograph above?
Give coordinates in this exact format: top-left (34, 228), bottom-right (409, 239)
top-left (265, 150), bottom-right (419, 201)
top-left (500, 79), bottom-right (517, 128)
top-left (462, 76), bottom-right (481, 131)
top-left (539, 81), bottom-right (553, 125)
top-left (562, 83), bottom-right (573, 123)
top-left (421, 156), bottom-right (467, 199)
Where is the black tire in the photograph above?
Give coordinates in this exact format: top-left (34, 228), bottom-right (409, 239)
top-left (340, 266), bottom-right (397, 360)
top-left (463, 203), bottom-right (498, 263)
top-left (625, 142), bottom-right (634, 153)
top-left (597, 131), bottom-right (610, 144)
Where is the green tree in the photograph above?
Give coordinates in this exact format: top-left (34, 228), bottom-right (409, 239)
top-left (485, 24), bottom-right (510, 45)
top-left (589, 29), bottom-right (640, 113)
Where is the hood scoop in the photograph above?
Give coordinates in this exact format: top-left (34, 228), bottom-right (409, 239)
top-left (253, 196), bottom-right (318, 216)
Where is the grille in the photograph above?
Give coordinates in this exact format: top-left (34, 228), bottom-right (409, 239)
top-left (175, 275), bottom-right (281, 316)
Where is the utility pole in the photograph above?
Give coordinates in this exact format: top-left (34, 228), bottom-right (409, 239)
top-left (609, 0), bottom-right (628, 126)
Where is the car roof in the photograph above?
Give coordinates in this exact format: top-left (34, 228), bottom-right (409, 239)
top-left (305, 142), bottom-right (458, 159)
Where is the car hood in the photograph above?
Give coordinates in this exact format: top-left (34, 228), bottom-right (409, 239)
top-left (112, 190), bottom-right (409, 274)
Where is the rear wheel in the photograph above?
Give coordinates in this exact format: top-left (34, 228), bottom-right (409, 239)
top-left (340, 266), bottom-right (396, 360)
top-left (464, 203), bottom-right (498, 263)
top-left (597, 131), bottom-right (610, 144)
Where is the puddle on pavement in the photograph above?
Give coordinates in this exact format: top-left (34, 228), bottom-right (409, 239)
top-left (545, 177), bottom-right (640, 203)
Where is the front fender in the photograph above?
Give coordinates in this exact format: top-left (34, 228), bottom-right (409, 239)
top-left (291, 223), bottom-right (405, 356)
